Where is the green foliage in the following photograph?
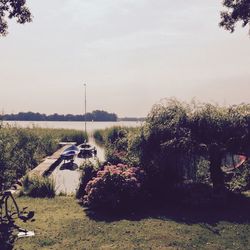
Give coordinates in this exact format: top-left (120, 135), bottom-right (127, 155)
top-left (94, 99), bottom-right (250, 195)
top-left (93, 130), bottom-right (105, 145)
top-left (220, 0), bottom-right (250, 34)
top-left (21, 174), bottom-right (55, 198)
top-left (0, 0), bottom-right (32, 37)
top-left (226, 161), bottom-right (250, 192)
top-left (140, 98), bottom-right (250, 192)
top-left (76, 161), bottom-right (97, 199)
top-left (60, 130), bottom-right (87, 145)
top-left (196, 158), bottom-right (211, 184)
top-left (93, 126), bottom-right (142, 165)
top-left (140, 99), bottom-right (193, 192)
top-left (83, 164), bottom-right (146, 210)
top-left (0, 124), bottom-right (87, 190)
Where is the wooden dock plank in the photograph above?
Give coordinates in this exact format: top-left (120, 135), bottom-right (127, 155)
top-left (29, 145), bottom-right (70, 176)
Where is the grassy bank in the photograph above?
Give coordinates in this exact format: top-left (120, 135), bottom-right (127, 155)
top-left (0, 124), bottom-right (87, 190)
top-left (5, 196), bottom-right (249, 249)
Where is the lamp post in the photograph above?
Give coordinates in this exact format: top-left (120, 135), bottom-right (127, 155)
top-left (84, 83), bottom-right (87, 136)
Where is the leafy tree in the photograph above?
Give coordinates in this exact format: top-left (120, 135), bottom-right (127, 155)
top-left (140, 99), bottom-right (250, 192)
top-left (220, 0), bottom-right (250, 34)
top-left (0, 0), bottom-right (32, 36)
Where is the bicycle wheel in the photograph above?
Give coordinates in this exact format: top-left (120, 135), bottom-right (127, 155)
top-left (5, 194), bottom-right (20, 221)
top-left (0, 199), bottom-right (4, 221)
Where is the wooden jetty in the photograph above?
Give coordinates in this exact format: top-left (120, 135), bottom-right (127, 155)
top-left (30, 143), bottom-right (76, 177)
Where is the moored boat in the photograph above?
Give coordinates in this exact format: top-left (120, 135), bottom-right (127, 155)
top-left (78, 142), bottom-right (96, 157)
top-left (60, 145), bottom-right (80, 162)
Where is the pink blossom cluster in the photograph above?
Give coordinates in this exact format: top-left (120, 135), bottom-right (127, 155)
top-left (83, 164), bottom-right (146, 209)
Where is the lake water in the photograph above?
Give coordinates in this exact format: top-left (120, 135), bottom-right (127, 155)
top-left (3, 121), bottom-right (142, 133)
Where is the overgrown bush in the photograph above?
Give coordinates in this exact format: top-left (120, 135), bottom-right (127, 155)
top-left (93, 126), bottom-right (142, 165)
top-left (196, 158), bottom-right (211, 184)
top-left (139, 99), bottom-right (250, 193)
top-left (83, 164), bottom-right (147, 210)
top-left (226, 161), bottom-right (250, 193)
top-left (140, 99), bottom-right (193, 194)
top-left (93, 130), bottom-right (105, 146)
top-left (93, 99), bottom-right (250, 199)
top-left (21, 175), bottom-right (55, 198)
top-left (76, 160), bottom-right (98, 199)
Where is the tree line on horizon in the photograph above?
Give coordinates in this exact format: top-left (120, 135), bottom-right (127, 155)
top-left (0, 110), bottom-right (118, 122)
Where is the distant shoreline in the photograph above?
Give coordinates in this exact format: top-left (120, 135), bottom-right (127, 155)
top-left (2, 119), bottom-right (144, 122)
top-left (0, 111), bottom-right (145, 122)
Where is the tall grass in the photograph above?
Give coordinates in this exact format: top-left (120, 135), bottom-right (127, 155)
top-left (93, 126), bottom-right (142, 165)
top-left (0, 123), bottom-right (87, 190)
top-left (21, 174), bottom-right (55, 198)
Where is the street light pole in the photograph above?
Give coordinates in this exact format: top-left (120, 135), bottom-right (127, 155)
top-left (84, 83), bottom-right (87, 136)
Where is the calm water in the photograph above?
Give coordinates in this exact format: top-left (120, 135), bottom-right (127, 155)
top-left (3, 121), bottom-right (142, 133)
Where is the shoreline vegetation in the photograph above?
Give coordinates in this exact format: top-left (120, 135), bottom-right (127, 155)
top-left (89, 99), bottom-right (250, 211)
top-left (0, 110), bottom-right (145, 122)
top-left (0, 124), bottom-right (87, 190)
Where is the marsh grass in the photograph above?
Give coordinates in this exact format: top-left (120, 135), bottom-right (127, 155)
top-left (21, 175), bottom-right (55, 198)
top-left (0, 124), bottom-right (87, 190)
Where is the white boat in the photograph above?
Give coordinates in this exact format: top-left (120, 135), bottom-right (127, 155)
top-left (60, 145), bottom-right (80, 162)
top-left (78, 143), bottom-right (96, 157)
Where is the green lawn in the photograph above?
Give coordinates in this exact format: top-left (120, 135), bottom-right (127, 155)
top-left (3, 196), bottom-right (250, 250)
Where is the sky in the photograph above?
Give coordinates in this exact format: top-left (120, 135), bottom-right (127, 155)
top-left (0, 0), bottom-right (250, 117)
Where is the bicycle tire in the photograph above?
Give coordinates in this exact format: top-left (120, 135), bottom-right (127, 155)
top-left (5, 193), bottom-right (20, 221)
top-left (0, 200), bottom-right (4, 221)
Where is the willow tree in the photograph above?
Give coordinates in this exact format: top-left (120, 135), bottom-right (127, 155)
top-left (0, 0), bottom-right (32, 36)
top-left (140, 99), bottom-right (194, 195)
top-left (141, 99), bottom-right (250, 192)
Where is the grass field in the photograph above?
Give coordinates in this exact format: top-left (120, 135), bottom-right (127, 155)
top-left (3, 196), bottom-right (248, 250)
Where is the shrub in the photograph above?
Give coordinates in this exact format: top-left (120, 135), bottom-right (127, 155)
top-left (93, 130), bottom-right (105, 145)
top-left (139, 98), bottom-right (250, 193)
top-left (226, 161), bottom-right (250, 192)
top-left (138, 99), bottom-right (193, 194)
top-left (105, 148), bottom-right (128, 165)
top-left (76, 161), bottom-right (98, 199)
top-left (83, 164), bottom-right (146, 210)
top-left (103, 127), bottom-right (129, 164)
top-left (21, 175), bottom-right (55, 198)
top-left (94, 126), bottom-right (142, 166)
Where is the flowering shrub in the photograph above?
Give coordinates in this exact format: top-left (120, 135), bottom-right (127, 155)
top-left (83, 164), bottom-right (146, 210)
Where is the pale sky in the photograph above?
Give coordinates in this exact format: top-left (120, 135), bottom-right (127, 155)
top-left (0, 0), bottom-right (250, 117)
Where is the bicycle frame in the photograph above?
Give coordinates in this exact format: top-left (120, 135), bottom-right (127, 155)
top-left (0, 191), bottom-right (20, 222)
